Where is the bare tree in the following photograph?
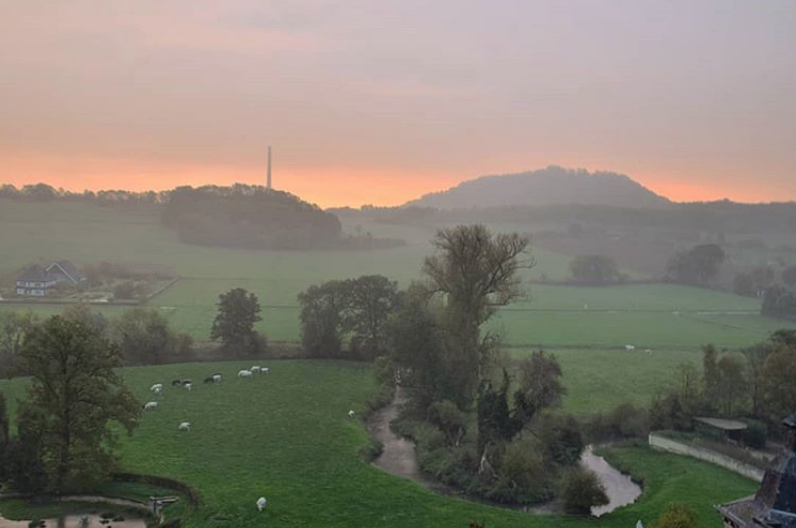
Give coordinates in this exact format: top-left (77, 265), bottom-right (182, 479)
top-left (423, 224), bottom-right (533, 406)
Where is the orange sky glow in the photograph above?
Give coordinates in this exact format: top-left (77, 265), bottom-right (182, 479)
top-left (1, 1), bottom-right (794, 208)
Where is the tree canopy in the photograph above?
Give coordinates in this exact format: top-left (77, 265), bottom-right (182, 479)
top-left (19, 316), bottom-right (140, 492)
top-left (423, 224), bottom-right (532, 406)
top-left (666, 243), bottom-right (726, 286)
top-left (569, 255), bottom-right (621, 285)
top-left (211, 288), bottom-right (265, 357)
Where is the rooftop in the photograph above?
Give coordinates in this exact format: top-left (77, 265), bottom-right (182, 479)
top-left (695, 416), bottom-right (748, 431)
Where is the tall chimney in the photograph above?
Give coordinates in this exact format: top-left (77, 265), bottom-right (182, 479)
top-left (267, 146), bottom-right (272, 190)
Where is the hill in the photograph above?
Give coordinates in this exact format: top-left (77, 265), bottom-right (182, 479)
top-left (404, 166), bottom-right (671, 209)
top-left (162, 184), bottom-right (342, 250)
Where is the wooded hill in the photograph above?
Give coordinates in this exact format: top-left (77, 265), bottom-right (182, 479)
top-left (404, 166), bottom-right (672, 209)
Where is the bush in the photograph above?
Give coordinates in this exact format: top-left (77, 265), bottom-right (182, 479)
top-left (560, 466), bottom-right (608, 515)
top-left (372, 356), bottom-right (394, 385)
top-left (651, 503), bottom-right (699, 528)
top-left (537, 414), bottom-right (584, 465)
top-left (428, 400), bottom-right (467, 446)
top-left (491, 438), bottom-right (553, 504)
top-left (586, 403), bottom-right (649, 442)
top-left (744, 420), bottom-right (767, 449)
top-left (649, 392), bottom-right (691, 431)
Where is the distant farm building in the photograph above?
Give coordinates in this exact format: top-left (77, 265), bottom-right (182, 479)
top-left (717, 413), bottom-right (796, 528)
top-left (694, 416), bottom-right (749, 444)
top-left (15, 260), bottom-right (87, 297)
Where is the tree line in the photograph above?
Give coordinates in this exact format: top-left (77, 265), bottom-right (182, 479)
top-left (161, 184), bottom-right (343, 250)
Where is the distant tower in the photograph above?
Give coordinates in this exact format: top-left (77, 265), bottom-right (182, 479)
top-left (267, 146), bottom-right (272, 190)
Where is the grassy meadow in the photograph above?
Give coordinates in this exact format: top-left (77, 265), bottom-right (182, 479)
top-left (0, 200), bottom-right (772, 526)
top-left (1, 199), bottom-right (793, 350)
top-left (0, 360), bottom-right (756, 527)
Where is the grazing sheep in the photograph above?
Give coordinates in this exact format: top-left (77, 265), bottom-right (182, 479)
top-left (251, 366), bottom-right (262, 373)
top-left (256, 497), bottom-right (267, 511)
top-left (348, 410), bottom-right (355, 418)
top-left (645, 348), bottom-right (653, 355)
top-left (143, 401), bottom-right (158, 411)
top-left (184, 382), bottom-right (192, 391)
top-left (238, 369), bottom-right (253, 378)
top-left (262, 367), bottom-right (270, 374)
top-left (625, 344), bottom-right (636, 351)
top-left (178, 422), bottom-right (191, 431)
top-left (212, 373), bottom-right (222, 382)
top-left (150, 383), bottom-right (163, 393)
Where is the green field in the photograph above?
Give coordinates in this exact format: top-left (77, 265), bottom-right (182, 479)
top-left (0, 360), bottom-right (756, 527)
top-left (525, 349), bottom-right (698, 415)
top-left (3, 199), bottom-right (794, 350)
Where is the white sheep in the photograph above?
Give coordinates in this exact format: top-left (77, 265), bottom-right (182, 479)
top-left (178, 422), bottom-right (191, 431)
top-left (150, 383), bottom-right (163, 394)
top-left (184, 382), bottom-right (192, 391)
top-left (238, 369), bottom-right (253, 378)
top-left (625, 344), bottom-right (636, 351)
top-left (143, 401), bottom-right (158, 411)
top-left (348, 410), bottom-right (355, 418)
top-left (212, 374), bottom-right (222, 382)
top-left (251, 366), bottom-right (262, 374)
top-left (262, 367), bottom-right (270, 374)
top-left (645, 348), bottom-right (653, 355)
top-left (256, 497), bottom-right (267, 511)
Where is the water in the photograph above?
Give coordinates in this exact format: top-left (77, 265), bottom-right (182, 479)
top-left (0, 509), bottom-right (146, 528)
top-left (580, 445), bottom-right (642, 516)
top-left (371, 387), bottom-right (642, 516)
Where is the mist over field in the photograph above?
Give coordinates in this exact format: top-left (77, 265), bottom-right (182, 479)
top-left (2, 1), bottom-right (796, 527)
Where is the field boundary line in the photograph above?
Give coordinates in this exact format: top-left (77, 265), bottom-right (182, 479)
top-left (142, 277), bottom-right (181, 304)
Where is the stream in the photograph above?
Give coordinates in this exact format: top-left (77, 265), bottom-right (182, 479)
top-left (370, 386), bottom-right (642, 516)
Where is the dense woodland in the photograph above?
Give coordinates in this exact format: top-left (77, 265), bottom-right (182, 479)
top-left (161, 185), bottom-right (343, 250)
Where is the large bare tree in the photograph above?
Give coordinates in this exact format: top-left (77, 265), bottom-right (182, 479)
top-left (423, 224), bottom-right (532, 406)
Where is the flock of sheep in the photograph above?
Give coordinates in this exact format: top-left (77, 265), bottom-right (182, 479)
top-left (142, 364), bottom-right (356, 513)
top-left (624, 344), bottom-right (654, 354)
top-left (144, 365), bottom-right (272, 431)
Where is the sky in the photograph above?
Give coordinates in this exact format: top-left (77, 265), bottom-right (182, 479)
top-left (1, 1), bottom-right (794, 208)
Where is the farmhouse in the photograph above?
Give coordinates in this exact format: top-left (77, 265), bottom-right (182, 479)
top-left (14, 260), bottom-right (87, 297)
top-left (717, 413), bottom-right (796, 528)
top-left (45, 260), bottom-right (88, 286)
top-left (15, 265), bottom-right (57, 296)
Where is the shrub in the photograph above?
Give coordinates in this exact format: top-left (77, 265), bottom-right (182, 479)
top-left (651, 503), bottom-right (699, 528)
top-left (560, 466), bottom-right (608, 515)
top-left (610, 403), bottom-right (650, 438)
top-left (491, 438), bottom-right (553, 504)
top-left (744, 420), bottom-right (767, 449)
top-left (372, 356), bottom-right (394, 385)
top-left (537, 414), bottom-right (584, 465)
top-left (428, 400), bottom-right (467, 446)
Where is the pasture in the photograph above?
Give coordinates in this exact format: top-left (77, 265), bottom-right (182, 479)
top-left (0, 360), bottom-right (756, 528)
top-left (2, 199), bottom-right (794, 351)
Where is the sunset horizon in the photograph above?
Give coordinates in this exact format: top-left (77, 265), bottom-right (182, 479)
top-left (1, 161), bottom-right (793, 209)
top-left (2, 1), bottom-right (794, 209)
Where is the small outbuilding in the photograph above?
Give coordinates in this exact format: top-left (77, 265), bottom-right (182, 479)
top-left (694, 416), bottom-right (748, 444)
